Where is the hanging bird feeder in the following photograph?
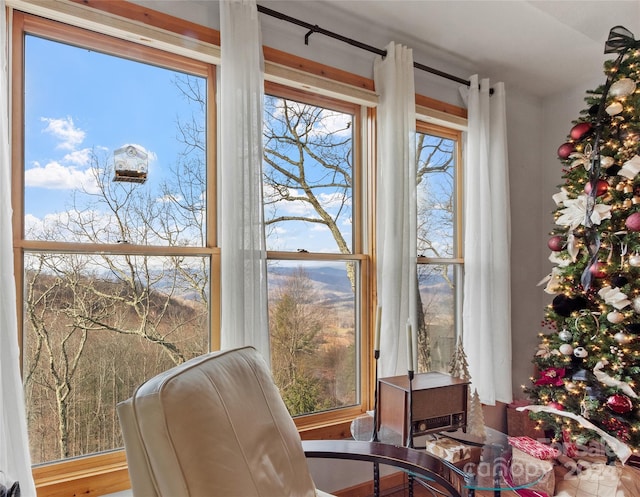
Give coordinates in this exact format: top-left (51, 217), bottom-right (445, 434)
top-left (113, 145), bottom-right (148, 183)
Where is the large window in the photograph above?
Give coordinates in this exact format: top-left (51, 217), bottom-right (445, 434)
top-left (10, 5), bottom-right (466, 495)
top-left (15, 15), bottom-right (215, 465)
top-left (263, 85), bottom-right (365, 420)
top-left (415, 123), bottom-right (463, 373)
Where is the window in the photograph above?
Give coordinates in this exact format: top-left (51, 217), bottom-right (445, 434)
top-left (10, 5), bottom-right (467, 495)
top-left (14, 14), bottom-right (216, 465)
top-left (263, 84), bottom-right (366, 420)
top-left (415, 122), bottom-right (463, 373)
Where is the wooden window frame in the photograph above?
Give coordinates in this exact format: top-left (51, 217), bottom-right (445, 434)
top-left (12, 10), bottom-right (218, 496)
top-left (415, 121), bottom-right (465, 373)
top-left (263, 81), bottom-right (372, 432)
top-left (8, 2), bottom-right (467, 495)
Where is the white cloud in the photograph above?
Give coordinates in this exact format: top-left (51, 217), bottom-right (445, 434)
top-left (41, 116), bottom-right (85, 150)
top-left (63, 148), bottom-right (91, 166)
top-left (268, 100), bottom-right (352, 138)
top-left (317, 191), bottom-right (351, 208)
top-left (156, 193), bottom-right (184, 203)
top-left (25, 160), bottom-right (100, 193)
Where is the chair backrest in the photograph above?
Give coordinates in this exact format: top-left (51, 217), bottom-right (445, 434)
top-left (117, 346), bottom-right (317, 497)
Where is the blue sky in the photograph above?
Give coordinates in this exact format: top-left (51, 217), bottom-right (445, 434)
top-left (24, 34), bottom-right (200, 227)
top-left (22, 33), bottom-right (452, 257)
top-left (23, 34), bottom-right (351, 254)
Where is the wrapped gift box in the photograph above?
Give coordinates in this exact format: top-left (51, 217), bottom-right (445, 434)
top-left (425, 437), bottom-right (471, 463)
top-left (509, 435), bottom-right (560, 460)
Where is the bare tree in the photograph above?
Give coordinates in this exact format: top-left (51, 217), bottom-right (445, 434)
top-left (24, 148), bottom-right (209, 463)
top-left (263, 96), bottom-right (357, 285)
top-left (416, 133), bottom-right (457, 372)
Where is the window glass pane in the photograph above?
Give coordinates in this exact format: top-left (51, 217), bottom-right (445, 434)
top-left (267, 260), bottom-right (358, 416)
top-left (416, 132), bottom-right (456, 257)
top-left (263, 95), bottom-right (353, 253)
top-left (23, 252), bottom-right (210, 464)
top-left (417, 263), bottom-right (458, 373)
top-left (24, 35), bottom-right (206, 247)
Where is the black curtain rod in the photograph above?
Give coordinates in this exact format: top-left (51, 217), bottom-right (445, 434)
top-left (256, 4), bottom-right (472, 88)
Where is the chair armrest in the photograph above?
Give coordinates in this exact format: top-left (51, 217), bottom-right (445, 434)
top-left (302, 440), bottom-right (467, 497)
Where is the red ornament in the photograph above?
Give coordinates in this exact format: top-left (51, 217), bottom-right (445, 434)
top-left (584, 179), bottom-right (609, 196)
top-left (548, 401), bottom-right (564, 411)
top-left (625, 212), bottom-right (640, 231)
top-left (570, 122), bottom-right (593, 140)
top-left (557, 142), bottom-right (575, 160)
top-left (589, 261), bottom-right (607, 278)
top-left (606, 393), bottom-right (633, 414)
top-left (548, 235), bottom-right (565, 251)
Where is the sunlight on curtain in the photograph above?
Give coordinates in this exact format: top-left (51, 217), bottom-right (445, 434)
top-left (0, 2), bottom-right (37, 495)
top-left (461, 75), bottom-right (512, 405)
top-left (219, 0), bottom-right (270, 362)
top-left (374, 42), bottom-right (417, 378)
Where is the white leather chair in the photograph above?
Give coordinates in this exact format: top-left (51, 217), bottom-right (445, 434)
top-left (117, 346), bottom-right (333, 497)
top-left (118, 346), bottom-right (462, 497)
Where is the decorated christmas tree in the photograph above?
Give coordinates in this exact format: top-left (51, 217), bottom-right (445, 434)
top-left (526, 26), bottom-right (640, 461)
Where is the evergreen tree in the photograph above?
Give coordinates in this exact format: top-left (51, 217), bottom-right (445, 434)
top-left (527, 26), bottom-right (640, 458)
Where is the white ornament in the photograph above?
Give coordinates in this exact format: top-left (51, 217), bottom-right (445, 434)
top-left (606, 101), bottom-right (624, 116)
top-left (574, 347), bottom-right (588, 358)
top-left (629, 254), bottom-right (640, 267)
top-left (610, 78), bottom-right (637, 98)
top-left (558, 329), bottom-right (573, 341)
top-left (559, 343), bottom-right (574, 355)
top-left (607, 311), bottom-right (625, 324)
top-left (633, 296), bottom-right (640, 313)
top-left (614, 332), bottom-right (632, 344)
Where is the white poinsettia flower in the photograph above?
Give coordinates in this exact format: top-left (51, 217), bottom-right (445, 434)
top-left (598, 286), bottom-right (631, 310)
top-left (569, 144), bottom-right (594, 171)
top-left (618, 155), bottom-right (640, 179)
top-left (538, 266), bottom-right (563, 294)
top-left (549, 252), bottom-right (571, 267)
top-left (556, 194), bottom-right (612, 230)
top-left (552, 187), bottom-right (570, 206)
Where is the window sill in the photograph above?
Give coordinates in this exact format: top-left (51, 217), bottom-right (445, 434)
top-left (33, 451), bottom-right (130, 497)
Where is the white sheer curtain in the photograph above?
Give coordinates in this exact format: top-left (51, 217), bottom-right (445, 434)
top-left (219, 0), bottom-right (270, 362)
top-left (374, 42), bottom-right (417, 378)
top-left (461, 75), bottom-right (512, 405)
top-left (0, 1), bottom-right (36, 494)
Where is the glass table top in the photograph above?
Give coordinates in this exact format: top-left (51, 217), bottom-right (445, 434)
top-left (350, 414), bottom-right (553, 494)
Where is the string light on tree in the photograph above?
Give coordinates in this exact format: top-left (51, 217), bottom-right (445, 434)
top-left (526, 25), bottom-right (640, 459)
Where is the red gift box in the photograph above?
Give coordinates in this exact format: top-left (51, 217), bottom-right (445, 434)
top-left (508, 436), bottom-right (560, 460)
